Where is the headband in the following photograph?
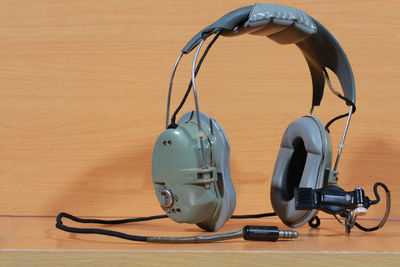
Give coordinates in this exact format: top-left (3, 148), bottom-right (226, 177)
top-left (182, 3), bottom-right (356, 106)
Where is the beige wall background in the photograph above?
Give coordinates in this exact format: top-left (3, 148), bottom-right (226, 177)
top-left (0, 0), bottom-right (398, 221)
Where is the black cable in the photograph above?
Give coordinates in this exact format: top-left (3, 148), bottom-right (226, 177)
top-left (55, 211), bottom-right (293, 243)
top-left (370, 182), bottom-right (389, 205)
top-left (325, 113), bottom-right (348, 131)
top-left (308, 216), bottom-right (321, 228)
top-left (322, 68), bottom-right (357, 131)
top-left (58, 212), bottom-right (168, 224)
top-left (324, 99), bottom-right (356, 131)
top-left (354, 222), bottom-right (379, 232)
top-left (56, 212), bottom-right (148, 242)
top-left (56, 211), bottom-right (276, 225)
top-left (231, 212), bottom-right (276, 219)
top-left (324, 97), bottom-right (356, 131)
top-left (169, 31), bottom-right (222, 127)
top-left (354, 182), bottom-right (391, 232)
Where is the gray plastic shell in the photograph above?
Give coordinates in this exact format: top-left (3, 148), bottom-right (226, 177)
top-left (178, 111), bottom-right (236, 231)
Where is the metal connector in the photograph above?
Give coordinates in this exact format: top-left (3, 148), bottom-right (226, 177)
top-left (243, 226), bottom-right (298, 241)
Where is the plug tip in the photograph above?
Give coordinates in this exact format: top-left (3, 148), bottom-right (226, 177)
top-left (278, 230), bottom-right (298, 239)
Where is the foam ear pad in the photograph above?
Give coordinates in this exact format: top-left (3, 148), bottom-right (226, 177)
top-left (270, 116), bottom-right (332, 227)
top-left (178, 111), bottom-right (236, 231)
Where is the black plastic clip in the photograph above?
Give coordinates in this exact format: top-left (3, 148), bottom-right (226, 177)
top-left (295, 186), bottom-right (370, 214)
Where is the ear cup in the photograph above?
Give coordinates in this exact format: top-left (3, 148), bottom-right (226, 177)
top-left (178, 111), bottom-right (236, 231)
top-left (270, 116), bottom-right (332, 227)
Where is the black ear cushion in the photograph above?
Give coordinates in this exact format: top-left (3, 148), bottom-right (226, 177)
top-left (270, 116), bottom-right (332, 227)
top-left (283, 137), bottom-right (308, 201)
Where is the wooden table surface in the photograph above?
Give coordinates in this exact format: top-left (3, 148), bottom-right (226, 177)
top-left (0, 0), bottom-right (399, 265)
top-left (1, 216), bottom-right (399, 252)
top-left (1, 216), bottom-right (399, 265)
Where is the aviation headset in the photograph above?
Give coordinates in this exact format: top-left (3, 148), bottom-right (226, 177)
top-left (56, 4), bottom-right (390, 242)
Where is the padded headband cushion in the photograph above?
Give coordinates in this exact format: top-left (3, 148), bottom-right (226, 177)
top-left (182, 3), bottom-right (355, 106)
top-left (183, 4), bottom-right (316, 52)
top-left (235, 4), bottom-right (317, 44)
top-left (270, 116), bottom-right (332, 227)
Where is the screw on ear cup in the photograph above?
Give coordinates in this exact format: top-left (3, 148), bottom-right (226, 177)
top-left (178, 111), bottom-right (236, 231)
top-left (270, 116), bottom-right (332, 227)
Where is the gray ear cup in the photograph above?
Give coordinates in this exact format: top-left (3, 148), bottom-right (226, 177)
top-left (270, 116), bottom-right (332, 227)
top-left (178, 111), bottom-right (236, 231)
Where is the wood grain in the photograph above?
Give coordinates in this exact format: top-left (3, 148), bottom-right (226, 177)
top-left (1, 251), bottom-right (399, 267)
top-left (0, 0), bottom-right (399, 222)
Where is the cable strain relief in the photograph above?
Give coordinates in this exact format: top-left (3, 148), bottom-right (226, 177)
top-left (242, 226), bottom-right (279, 242)
top-left (167, 123), bottom-right (178, 129)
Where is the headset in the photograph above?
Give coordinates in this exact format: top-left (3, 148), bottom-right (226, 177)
top-left (56, 3), bottom-right (390, 242)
